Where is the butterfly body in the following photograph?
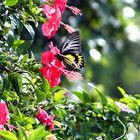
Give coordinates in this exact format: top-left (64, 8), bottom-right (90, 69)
top-left (56, 31), bottom-right (84, 71)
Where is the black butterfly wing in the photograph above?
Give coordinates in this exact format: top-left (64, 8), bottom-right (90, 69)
top-left (60, 31), bottom-right (82, 54)
top-left (58, 31), bottom-right (84, 70)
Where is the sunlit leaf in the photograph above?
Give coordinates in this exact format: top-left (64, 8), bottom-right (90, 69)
top-left (42, 77), bottom-right (50, 92)
top-left (54, 91), bottom-right (64, 101)
top-left (117, 86), bottom-right (127, 98)
top-left (4, 0), bottom-right (18, 6)
top-left (0, 130), bottom-right (17, 140)
top-left (27, 125), bottom-right (49, 140)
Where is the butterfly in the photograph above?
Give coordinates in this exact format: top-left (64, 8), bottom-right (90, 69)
top-left (56, 31), bottom-right (84, 71)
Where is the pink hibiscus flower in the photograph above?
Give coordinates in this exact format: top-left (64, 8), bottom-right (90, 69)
top-left (0, 100), bottom-right (10, 130)
top-left (42, 0), bottom-right (83, 38)
top-left (42, 4), bottom-right (62, 39)
top-left (40, 42), bottom-right (65, 87)
top-left (40, 42), bottom-right (82, 87)
top-left (55, 0), bottom-right (67, 14)
top-left (36, 109), bottom-right (55, 130)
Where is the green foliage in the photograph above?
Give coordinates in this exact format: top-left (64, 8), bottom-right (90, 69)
top-left (0, 0), bottom-right (140, 140)
top-left (0, 130), bottom-right (17, 140)
top-left (4, 0), bottom-right (18, 7)
top-left (27, 125), bottom-right (50, 140)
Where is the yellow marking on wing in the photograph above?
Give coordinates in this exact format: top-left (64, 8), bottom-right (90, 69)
top-left (62, 53), bottom-right (84, 69)
top-left (77, 55), bottom-right (84, 65)
top-left (78, 56), bottom-right (83, 61)
top-left (65, 54), bottom-right (75, 61)
top-left (64, 58), bottom-right (73, 65)
top-left (64, 57), bottom-right (79, 69)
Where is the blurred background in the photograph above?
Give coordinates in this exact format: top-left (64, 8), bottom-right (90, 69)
top-left (31, 0), bottom-right (140, 98)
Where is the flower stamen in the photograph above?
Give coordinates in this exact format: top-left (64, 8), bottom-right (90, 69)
top-left (61, 22), bottom-right (75, 33)
top-left (66, 5), bottom-right (82, 16)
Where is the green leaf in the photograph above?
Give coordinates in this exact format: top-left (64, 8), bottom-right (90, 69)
top-left (9, 73), bottom-right (22, 95)
top-left (18, 0), bottom-right (26, 4)
top-left (2, 76), bottom-right (10, 93)
top-left (0, 130), bottom-right (17, 140)
top-left (36, 89), bottom-right (46, 103)
top-left (117, 86), bottom-right (127, 98)
top-left (30, 51), bottom-right (36, 60)
top-left (17, 125), bottom-right (27, 140)
top-left (27, 125), bottom-right (49, 140)
top-left (7, 35), bottom-right (14, 48)
top-left (82, 91), bottom-right (91, 103)
top-left (21, 8), bottom-right (37, 25)
top-left (21, 54), bottom-right (29, 62)
top-left (72, 91), bottom-right (84, 102)
top-left (16, 40), bottom-right (33, 55)
top-left (23, 23), bottom-right (35, 40)
top-left (9, 14), bottom-right (20, 30)
top-left (12, 107), bottom-right (23, 121)
top-left (12, 108), bottom-right (35, 125)
top-left (54, 91), bottom-right (64, 101)
top-left (42, 78), bottom-right (50, 92)
top-left (4, 0), bottom-right (18, 6)
top-left (72, 91), bottom-right (91, 103)
top-left (14, 40), bottom-right (25, 46)
top-left (95, 88), bottom-right (107, 106)
top-left (29, 0), bottom-right (33, 8)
